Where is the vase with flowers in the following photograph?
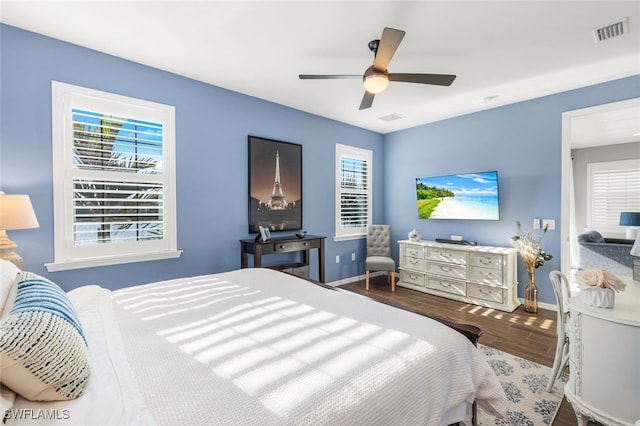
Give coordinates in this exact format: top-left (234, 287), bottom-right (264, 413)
top-left (575, 268), bottom-right (626, 308)
top-left (510, 221), bottom-right (553, 313)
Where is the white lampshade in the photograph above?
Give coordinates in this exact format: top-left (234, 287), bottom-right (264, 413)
top-left (0, 194), bottom-right (39, 230)
top-left (0, 193), bottom-right (39, 270)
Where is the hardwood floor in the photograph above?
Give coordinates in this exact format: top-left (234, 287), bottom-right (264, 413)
top-left (338, 275), bottom-right (598, 426)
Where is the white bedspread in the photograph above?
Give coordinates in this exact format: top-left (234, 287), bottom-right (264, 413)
top-left (6, 268), bottom-right (507, 425)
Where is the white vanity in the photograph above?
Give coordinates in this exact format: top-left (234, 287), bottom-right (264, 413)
top-left (565, 277), bottom-right (640, 426)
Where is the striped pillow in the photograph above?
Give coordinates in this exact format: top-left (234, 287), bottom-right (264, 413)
top-left (0, 272), bottom-right (91, 401)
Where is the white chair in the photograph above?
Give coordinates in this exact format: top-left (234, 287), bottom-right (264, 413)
top-left (547, 270), bottom-right (571, 392)
top-left (365, 225), bottom-right (396, 292)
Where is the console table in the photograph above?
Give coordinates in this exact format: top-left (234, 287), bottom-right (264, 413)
top-left (397, 240), bottom-right (520, 312)
top-left (240, 235), bottom-right (326, 283)
top-left (565, 276), bottom-right (640, 426)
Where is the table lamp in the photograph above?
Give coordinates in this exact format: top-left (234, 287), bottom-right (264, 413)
top-left (0, 193), bottom-right (39, 269)
top-left (619, 211), bottom-right (640, 240)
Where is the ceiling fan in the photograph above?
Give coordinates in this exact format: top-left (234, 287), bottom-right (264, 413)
top-left (299, 27), bottom-right (457, 110)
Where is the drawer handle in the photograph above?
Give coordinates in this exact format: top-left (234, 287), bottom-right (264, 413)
top-left (480, 271), bottom-right (493, 277)
top-left (303, 242), bottom-right (308, 246)
top-left (439, 282), bottom-right (451, 288)
top-left (440, 266), bottom-right (452, 272)
top-left (410, 259), bottom-right (419, 264)
top-left (480, 258), bottom-right (493, 265)
top-left (279, 245), bottom-right (285, 249)
top-left (409, 250), bottom-right (419, 256)
top-left (409, 275), bottom-right (419, 280)
top-left (479, 288), bottom-right (493, 295)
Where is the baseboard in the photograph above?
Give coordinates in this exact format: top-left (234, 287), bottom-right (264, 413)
top-left (519, 298), bottom-right (558, 312)
top-left (328, 271), bottom-right (387, 287)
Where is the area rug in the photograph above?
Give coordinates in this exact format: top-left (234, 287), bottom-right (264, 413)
top-left (477, 344), bottom-right (568, 426)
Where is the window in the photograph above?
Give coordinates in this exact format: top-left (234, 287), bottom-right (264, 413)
top-left (586, 159), bottom-right (640, 234)
top-left (335, 144), bottom-right (372, 241)
top-left (47, 82), bottom-right (180, 271)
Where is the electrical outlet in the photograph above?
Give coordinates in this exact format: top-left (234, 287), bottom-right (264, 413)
top-left (542, 219), bottom-right (556, 230)
top-left (533, 218), bottom-right (541, 230)
top-left (335, 255), bottom-right (340, 263)
top-left (351, 253), bottom-right (356, 261)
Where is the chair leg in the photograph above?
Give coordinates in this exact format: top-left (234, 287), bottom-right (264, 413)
top-left (365, 270), bottom-right (370, 290)
top-left (547, 336), bottom-right (568, 392)
top-left (391, 271), bottom-right (395, 292)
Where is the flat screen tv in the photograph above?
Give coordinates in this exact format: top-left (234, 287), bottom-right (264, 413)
top-left (415, 171), bottom-right (500, 220)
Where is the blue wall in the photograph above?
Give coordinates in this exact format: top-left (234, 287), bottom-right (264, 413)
top-left (1, 24), bottom-right (639, 305)
top-left (0, 24), bottom-right (383, 289)
top-left (384, 75), bottom-right (640, 304)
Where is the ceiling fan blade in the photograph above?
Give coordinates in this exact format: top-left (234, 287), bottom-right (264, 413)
top-left (359, 91), bottom-right (375, 110)
top-left (373, 27), bottom-right (405, 71)
top-left (299, 74), bottom-right (362, 80)
top-left (389, 73), bottom-right (456, 86)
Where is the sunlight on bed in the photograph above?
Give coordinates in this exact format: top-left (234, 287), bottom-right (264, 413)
top-left (113, 274), bottom-right (437, 419)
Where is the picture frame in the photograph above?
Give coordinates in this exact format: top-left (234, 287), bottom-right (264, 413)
top-left (258, 225), bottom-right (272, 242)
top-left (248, 136), bottom-right (302, 233)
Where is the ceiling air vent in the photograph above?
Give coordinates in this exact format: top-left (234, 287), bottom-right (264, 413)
top-left (379, 113), bottom-right (404, 122)
top-left (593, 17), bottom-right (629, 43)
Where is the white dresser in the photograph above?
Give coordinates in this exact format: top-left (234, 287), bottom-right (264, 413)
top-left (565, 277), bottom-right (640, 426)
top-left (397, 240), bottom-right (520, 312)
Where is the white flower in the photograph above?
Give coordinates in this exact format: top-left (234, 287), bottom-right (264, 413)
top-left (576, 268), bottom-right (627, 292)
top-left (576, 269), bottom-right (604, 288)
top-left (602, 270), bottom-right (627, 292)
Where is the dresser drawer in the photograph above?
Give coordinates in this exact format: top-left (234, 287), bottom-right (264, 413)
top-left (425, 276), bottom-right (466, 296)
top-left (400, 270), bottom-right (426, 287)
top-left (426, 262), bottom-right (466, 280)
top-left (403, 246), bottom-right (425, 259)
top-left (273, 240), bottom-right (313, 252)
top-left (427, 248), bottom-right (467, 265)
top-left (469, 266), bottom-right (503, 286)
top-left (402, 256), bottom-right (426, 271)
top-left (469, 253), bottom-right (503, 270)
top-left (468, 283), bottom-right (503, 304)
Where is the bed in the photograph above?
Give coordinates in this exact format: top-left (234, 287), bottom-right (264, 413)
top-left (1, 265), bottom-right (508, 425)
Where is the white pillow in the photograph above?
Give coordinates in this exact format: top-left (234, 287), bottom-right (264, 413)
top-left (0, 260), bottom-right (20, 319)
top-left (0, 271), bottom-right (91, 401)
top-left (0, 261), bottom-right (21, 416)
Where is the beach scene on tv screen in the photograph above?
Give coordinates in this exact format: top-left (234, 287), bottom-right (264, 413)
top-left (416, 171), bottom-right (500, 220)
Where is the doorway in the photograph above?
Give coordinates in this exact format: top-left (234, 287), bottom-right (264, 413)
top-left (560, 97), bottom-right (640, 282)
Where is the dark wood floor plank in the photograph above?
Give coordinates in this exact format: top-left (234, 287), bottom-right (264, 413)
top-left (338, 276), bottom-right (602, 426)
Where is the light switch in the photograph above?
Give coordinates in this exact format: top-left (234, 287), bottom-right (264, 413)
top-left (542, 219), bottom-right (555, 230)
top-left (533, 218), bottom-right (541, 230)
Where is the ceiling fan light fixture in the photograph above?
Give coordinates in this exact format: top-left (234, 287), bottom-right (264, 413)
top-left (363, 74), bottom-right (389, 94)
top-left (363, 66), bottom-right (389, 94)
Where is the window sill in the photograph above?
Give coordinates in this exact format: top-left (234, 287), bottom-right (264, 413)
top-left (45, 250), bottom-right (183, 272)
top-left (333, 234), bottom-right (365, 242)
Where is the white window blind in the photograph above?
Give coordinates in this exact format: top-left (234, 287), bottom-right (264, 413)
top-left (72, 110), bottom-right (164, 245)
top-left (47, 82), bottom-right (180, 271)
top-left (335, 144), bottom-right (372, 240)
top-left (587, 159), bottom-right (640, 233)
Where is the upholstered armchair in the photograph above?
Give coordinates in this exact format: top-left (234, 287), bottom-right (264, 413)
top-left (577, 230), bottom-right (634, 276)
top-left (365, 225), bottom-right (396, 291)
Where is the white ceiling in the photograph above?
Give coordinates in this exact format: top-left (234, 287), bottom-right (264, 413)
top-left (1, 1), bottom-right (640, 140)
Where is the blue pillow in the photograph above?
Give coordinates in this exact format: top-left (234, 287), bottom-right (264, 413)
top-left (0, 272), bottom-right (90, 401)
top-left (578, 230), bottom-right (605, 243)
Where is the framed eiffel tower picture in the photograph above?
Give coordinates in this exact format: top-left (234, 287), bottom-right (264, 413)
top-left (248, 136), bottom-right (302, 233)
